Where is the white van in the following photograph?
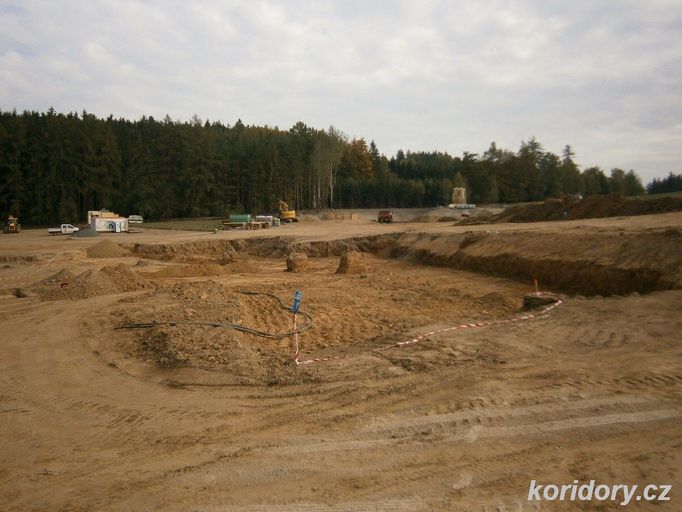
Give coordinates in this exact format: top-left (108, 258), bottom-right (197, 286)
top-left (128, 215), bottom-right (144, 224)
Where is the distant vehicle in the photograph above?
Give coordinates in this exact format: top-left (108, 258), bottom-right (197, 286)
top-left (48, 224), bottom-right (79, 235)
top-left (278, 200), bottom-right (298, 223)
top-left (3, 215), bottom-right (20, 234)
top-left (128, 215), bottom-right (144, 224)
top-left (377, 210), bottom-right (393, 223)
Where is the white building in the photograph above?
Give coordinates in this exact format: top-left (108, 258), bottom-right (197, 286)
top-left (91, 217), bottom-right (129, 233)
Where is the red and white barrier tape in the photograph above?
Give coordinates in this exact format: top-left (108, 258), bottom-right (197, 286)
top-left (294, 294), bottom-right (563, 366)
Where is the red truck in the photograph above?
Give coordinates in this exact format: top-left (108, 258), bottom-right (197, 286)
top-left (377, 210), bottom-right (393, 223)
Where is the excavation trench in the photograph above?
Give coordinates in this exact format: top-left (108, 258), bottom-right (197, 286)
top-left (125, 229), bottom-right (682, 297)
top-left (99, 228), bottom-right (682, 383)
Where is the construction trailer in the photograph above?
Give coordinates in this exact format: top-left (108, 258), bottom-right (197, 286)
top-left (91, 217), bottom-right (129, 233)
top-left (87, 209), bottom-right (129, 233)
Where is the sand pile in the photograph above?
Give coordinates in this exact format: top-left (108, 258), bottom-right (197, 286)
top-left (336, 250), bottom-right (367, 274)
top-left (286, 252), bottom-right (309, 272)
top-left (99, 264), bottom-right (152, 291)
top-left (68, 269), bottom-right (122, 297)
top-left (36, 264), bottom-right (152, 300)
top-left (86, 240), bottom-right (131, 258)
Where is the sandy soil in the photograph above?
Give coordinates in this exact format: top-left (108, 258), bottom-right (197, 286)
top-left (1, 212), bottom-right (681, 511)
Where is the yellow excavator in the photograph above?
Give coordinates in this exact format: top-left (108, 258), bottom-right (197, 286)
top-left (3, 215), bottom-right (20, 234)
top-left (278, 200), bottom-right (299, 223)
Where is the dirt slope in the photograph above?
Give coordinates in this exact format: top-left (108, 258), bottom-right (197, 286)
top-left (385, 228), bottom-right (682, 295)
top-left (493, 194), bottom-right (682, 223)
top-left (127, 227), bottom-right (682, 296)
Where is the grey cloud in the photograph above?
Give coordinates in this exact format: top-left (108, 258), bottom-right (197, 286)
top-left (1, 0), bottom-right (680, 181)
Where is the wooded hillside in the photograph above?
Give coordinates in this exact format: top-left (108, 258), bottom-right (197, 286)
top-left (0, 109), bottom-right (647, 224)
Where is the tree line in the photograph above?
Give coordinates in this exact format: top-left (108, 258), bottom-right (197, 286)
top-left (646, 173), bottom-right (682, 195)
top-left (0, 108), bottom-right (659, 225)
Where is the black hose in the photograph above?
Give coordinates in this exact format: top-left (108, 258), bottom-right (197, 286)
top-left (115, 291), bottom-right (312, 339)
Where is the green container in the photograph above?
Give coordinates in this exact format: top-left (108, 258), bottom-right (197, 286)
top-left (229, 214), bottom-right (251, 223)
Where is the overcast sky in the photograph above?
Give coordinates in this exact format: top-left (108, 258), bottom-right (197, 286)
top-left (1, 1), bottom-right (681, 182)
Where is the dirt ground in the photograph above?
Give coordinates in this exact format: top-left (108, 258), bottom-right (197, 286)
top-left (1, 212), bottom-right (681, 511)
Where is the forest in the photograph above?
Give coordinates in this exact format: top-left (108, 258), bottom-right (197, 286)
top-left (646, 172), bottom-right (682, 195)
top-left (0, 108), bottom-right (655, 225)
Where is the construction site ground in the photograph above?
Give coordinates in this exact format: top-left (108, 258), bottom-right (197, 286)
top-left (1, 211), bottom-right (681, 511)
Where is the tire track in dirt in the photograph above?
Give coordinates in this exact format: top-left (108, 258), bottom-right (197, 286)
top-left (541, 371), bottom-right (682, 394)
top-left (142, 411), bottom-right (677, 512)
top-left (364, 395), bottom-right (653, 433)
top-left (352, 365), bottom-right (680, 423)
top-left (166, 498), bottom-right (427, 512)
top-left (270, 401), bottom-right (680, 455)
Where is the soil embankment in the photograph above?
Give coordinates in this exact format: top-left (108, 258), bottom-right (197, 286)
top-left (125, 228), bottom-right (682, 296)
top-left (492, 194), bottom-right (682, 223)
top-left (384, 230), bottom-right (682, 296)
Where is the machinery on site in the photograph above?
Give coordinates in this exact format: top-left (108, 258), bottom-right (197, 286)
top-left (377, 210), bottom-right (393, 223)
top-left (278, 200), bottom-right (298, 223)
top-left (3, 215), bottom-right (20, 234)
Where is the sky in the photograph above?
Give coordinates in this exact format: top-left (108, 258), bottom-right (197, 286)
top-left (1, 1), bottom-right (681, 183)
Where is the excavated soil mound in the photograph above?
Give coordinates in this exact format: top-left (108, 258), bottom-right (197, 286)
top-left (286, 252), bottom-right (310, 272)
top-left (112, 281), bottom-right (302, 382)
top-left (493, 194), bottom-right (682, 223)
top-left (36, 264), bottom-right (152, 300)
top-left (86, 240), bottom-right (131, 258)
top-left (110, 270), bottom-right (511, 384)
top-left (99, 264), bottom-right (153, 291)
top-left (337, 250), bottom-right (367, 274)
